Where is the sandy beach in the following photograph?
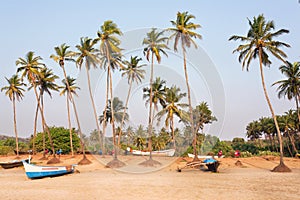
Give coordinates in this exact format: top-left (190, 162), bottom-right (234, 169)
top-left (0, 154), bottom-right (299, 200)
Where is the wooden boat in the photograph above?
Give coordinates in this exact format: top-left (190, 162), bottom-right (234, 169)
top-left (0, 158), bottom-right (31, 169)
top-left (132, 149), bottom-right (175, 157)
top-left (14, 150), bottom-right (32, 155)
top-left (177, 158), bottom-right (220, 172)
top-left (188, 153), bottom-right (224, 159)
top-left (22, 160), bottom-right (76, 179)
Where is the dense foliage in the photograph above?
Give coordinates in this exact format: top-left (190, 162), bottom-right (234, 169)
top-left (32, 126), bottom-right (80, 154)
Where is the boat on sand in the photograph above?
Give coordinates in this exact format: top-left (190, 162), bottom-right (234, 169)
top-left (0, 158), bottom-right (31, 169)
top-left (22, 159), bottom-right (76, 179)
top-left (132, 149), bottom-right (175, 157)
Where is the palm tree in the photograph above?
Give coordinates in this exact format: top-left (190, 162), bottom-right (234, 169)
top-left (156, 85), bottom-right (187, 148)
top-left (246, 120), bottom-right (262, 141)
top-left (141, 28), bottom-right (168, 166)
top-left (193, 102), bottom-right (217, 134)
top-left (33, 67), bottom-right (59, 159)
top-left (16, 51), bottom-right (58, 163)
top-left (273, 61), bottom-right (300, 123)
top-left (60, 76), bottom-right (80, 157)
top-left (167, 11), bottom-right (202, 161)
top-left (1, 74), bottom-right (25, 158)
top-left (119, 56), bottom-right (146, 145)
top-left (143, 77), bottom-right (167, 116)
top-left (96, 20), bottom-right (124, 167)
top-left (99, 97), bottom-right (128, 136)
top-left (50, 43), bottom-right (90, 164)
top-left (75, 37), bottom-right (102, 152)
top-left (229, 14), bottom-right (291, 172)
top-left (281, 110), bottom-right (298, 156)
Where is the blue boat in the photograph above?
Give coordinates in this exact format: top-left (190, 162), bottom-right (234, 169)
top-left (22, 160), bottom-right (76, 179)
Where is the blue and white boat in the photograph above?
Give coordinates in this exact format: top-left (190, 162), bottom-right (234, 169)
top-left (22, 160), bottom-right (76, 179)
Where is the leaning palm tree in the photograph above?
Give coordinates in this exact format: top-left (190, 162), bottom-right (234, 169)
top-left (141, 28), bottom-right (168, 166)
top-left (167, 11), bottom-right (202, 161)
top-left (96, 20), bottom-right (125, 167)
top-left (119, 56), bottom-right (146, 145)
top-left (273, 61), bottom-right (300, 123)
top-left (229, 14), bottom-right (291, 172)
top-left (1, 74), bottom-right (25, 158)
top-left (156, 85), bottom-right (187, 148)
top-left (50, 43), bottom-right (90, 164)
top-left (32, 67), bottom-right (59, 159)
top-left (60, 76), bottom-right (80, 157)
top-left (16, 51), bottom-right (59, 163)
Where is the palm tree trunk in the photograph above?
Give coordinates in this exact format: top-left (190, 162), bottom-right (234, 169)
top-left (287, 131), bottom-right (298, 156)
top-left (295, 95), bottom-right (300, 123)
top-left (12, 96), bottom-right (19, 157)
top-left (85, 63), bottom-right (102, 150)
top-left (41, 95), bottom-right (46, 158)
top-left (70, 94), bottom-right (86, 157)
top-left (147, 53), bottom-right (155, 159)
top-left (181, 40), bottom-right (197, 161)
top-left (101, 68), bottom-right (109, 156)
top-left (258, 48), bottom-right (287, 168)
top-left (171, 115), bottom-right (176, 149)
top-left (67, 94), bottom-right (74, 157)
top-left (61, 65), bottom-right (86, 159)
top-left (109, 69), bottom-right (118, 159)
top-left (118, 78), bottom-right (133, 146)
top-left (32, 98), bottom-right (39, 155)
top-left (32, 84), bottom-right (55, 158)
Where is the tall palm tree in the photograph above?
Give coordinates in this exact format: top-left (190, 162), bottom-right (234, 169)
top-left (1, 74), bottom-right (25, 157)
top-left (50, 43), bottom-right (90, 164)
top-left (119, 56), bottom-right (146, 145)
top-left (156, 85), bottom-right (187, 148)
top-left (16, 51), bottom-right (58, 163)
top-left (229, 14), bottom-right (291, 172)
top-left (167, 11), bottom-right (202, 161)
top-left (96, 20), bottom-right (124, 167)
top-left (273, 61), bottom-right (300, 123)
top-left (141, 28), bottom-right (168, 165)
top-left (60, 76), bottom-right (80, 157)
top-left (32, 67), bottom-right (59, 159)
top-left (75, 37), bottom-right (102, 152)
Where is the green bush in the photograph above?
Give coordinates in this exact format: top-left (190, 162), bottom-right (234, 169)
top-left (0, 146), bottom-right (13, 155)
top-left (240, 151), bottom-right (253, 158)
top-left (32, 126), bottom-right (80, 154)
top-left (257, 150), bottom-right (280, 156)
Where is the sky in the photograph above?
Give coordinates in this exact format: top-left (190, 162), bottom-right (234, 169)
top-left (0, 0), bottom-right (299, 141)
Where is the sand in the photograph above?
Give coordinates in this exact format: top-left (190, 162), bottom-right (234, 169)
top-left (0, 154), bottom-right (299, 200)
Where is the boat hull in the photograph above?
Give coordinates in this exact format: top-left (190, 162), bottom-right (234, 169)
top-left (22, 160), bottom-right (75, 179)
top-left (0, 158), bottom-right (30, 169)
top-left (132, 149), bottom-right (175, 157)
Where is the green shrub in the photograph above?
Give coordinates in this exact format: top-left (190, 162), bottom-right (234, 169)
top-left (257, 150), bottom-right (280, 156)
top-left (0, 146), bottom-right (13, 155)
top-left (240, 151), bottom-right (253, 158)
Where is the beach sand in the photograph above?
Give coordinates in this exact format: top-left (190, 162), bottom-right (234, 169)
top-left (0, 154), bottom-right (299, 200)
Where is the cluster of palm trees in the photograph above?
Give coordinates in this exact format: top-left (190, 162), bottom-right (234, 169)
top-left (246, 110), bottom-right (299, 155)
top-left (1, 11), bottom-right (205, 166)
top-left (2, 11), bottom-right (298, 172)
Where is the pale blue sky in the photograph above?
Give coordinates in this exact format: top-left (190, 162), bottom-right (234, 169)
top-left (0, 0), bottom-right (299, 140)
